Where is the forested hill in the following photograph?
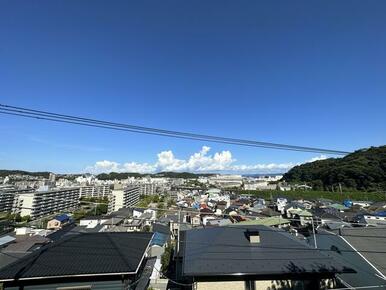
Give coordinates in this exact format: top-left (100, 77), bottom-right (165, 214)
top-left (0, 170), bottom-right (51, 178)
top-left (283, 146), bottom-right (386, 191)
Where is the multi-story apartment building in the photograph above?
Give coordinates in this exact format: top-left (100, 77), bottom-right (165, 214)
top-left (0, 186), bottom-right (34, 212)
top-left (13, 187), bottom-right (80, 219)
top-left (208, 174), bottom-right (243, 188)
top-left (79, 185), bottom-right (111, 198)
top-left (139, 183), bottom-right (156, 196)
top-left (108, 184), bottom-right (140, 213)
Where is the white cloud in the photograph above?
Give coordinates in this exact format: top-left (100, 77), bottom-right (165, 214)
top-left (88, 160), bottom-right (120, 172)
top-left (122, 162), bottom-right (156, 173)
top-left (306, 154), bottom-right (328, 163)
top-left (85, 146), bottom-right (328, 174)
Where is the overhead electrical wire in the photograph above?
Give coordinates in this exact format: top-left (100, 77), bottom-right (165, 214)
top-left (1, 103), bottom-right (380, 286)
top-left (0, 103), bottom-right (350, 155)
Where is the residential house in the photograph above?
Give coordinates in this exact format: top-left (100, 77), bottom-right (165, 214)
top-left (276, 197), bottom-right (288, 214)
top-left (177, 226), bottom-right (354, 290)
top-left (46, 214), bottom-right (71, 230)
top-left (286, 208), bottom-right (313, 226)
top-left (231, 216), bottom-right (291, 228)
top-left (0, 232), bottom-right (154, 290)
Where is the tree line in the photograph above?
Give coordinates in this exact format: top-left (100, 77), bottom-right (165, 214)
top-left (283, 146), bottom-right (386, 191)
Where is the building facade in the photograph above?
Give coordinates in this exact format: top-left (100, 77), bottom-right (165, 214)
top-left (13, 187), bottom-right (80, 219)
top-left (79, 185), bottom-right (111, 198)
top-left (0, 187), bottom-right (34, 213)
top-left (108, 184), bottom-right (140, 213)
top-left (139, 183), bottom-right (156, 195)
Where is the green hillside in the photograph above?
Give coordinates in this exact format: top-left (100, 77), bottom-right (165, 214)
top-left (283, 146), bottom-right (386, 191)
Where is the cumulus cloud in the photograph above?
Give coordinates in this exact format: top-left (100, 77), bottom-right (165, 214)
top-left (88, 160), bottom-right (120, 172)
top-left (85, 146), bottom-right (327, 174)
top-left (306, 154), bottom-right (328, 163)
top-left (122, 162), bottom-right (156, 173)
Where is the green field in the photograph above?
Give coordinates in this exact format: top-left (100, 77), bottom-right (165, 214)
top-left (239, 190), bottom-right (386, 202)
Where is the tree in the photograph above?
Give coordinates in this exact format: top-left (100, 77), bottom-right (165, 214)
top-left (143, 225), bottom-right (151, 232)
top-left (14, 213), bottom-right (22, 223)
top-left (156, 203), bottom-right (166, 218)
top-left (21, 215), bottom-right (31, 222)
top-left (167, 198), bottom-right (176, 207)
top-left (161, 242), bottom-right (173, 274)
top-left (95, 204), bottom-right (108, 215)
top-left (283, 146), bottom-right (386, 191)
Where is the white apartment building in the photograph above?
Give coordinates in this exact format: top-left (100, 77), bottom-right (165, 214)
top-left (13, 187), bottom-right (80, 219)
top-left (244, 180), bottom-right (277, 190)
top-left (208, 175), bottom-right (243, 188)
top-left (108, 184), bottom-right (140, 213)
top-left (0, 187), bottom-right (34, 212)
top-left (79, 185), bottom-right (111, 198)
top-left (139, 183), bottom-right (156, 195)
top-left (0, 191), bottom-right (17, 212)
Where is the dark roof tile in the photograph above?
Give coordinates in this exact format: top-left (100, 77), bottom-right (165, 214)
top-left (182, 226), bottom-right (354, 279)
top-left (0, 232), bottom-right (153, 281)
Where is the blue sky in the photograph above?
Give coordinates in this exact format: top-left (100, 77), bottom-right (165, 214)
top-left (0, 1), bottom-right (385, 174)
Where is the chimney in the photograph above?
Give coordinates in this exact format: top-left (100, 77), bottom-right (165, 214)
top-left (245, 230), bottom-right (260, 244)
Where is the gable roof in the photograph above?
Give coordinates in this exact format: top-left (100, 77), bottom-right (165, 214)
top-left (182, 226), bottom-right (354, 280)
top-left (151, 232), bottom-right (169, 247)
top-left (53, 214), bottom-right (70, 222)
top-left (231, 216), bottom-right (290, 227)
top-left (329, 204), bottom-right (349, 211)
top-left (152, 223), bottom-right (170, 235)
top-left (0, 232), bottom-right (153, 282)
top-left (3, 235), bottom-right (49, 253)
top-left (339, 227), bottom-right (386, 277)
top-left (159, 214), bottom-right (178, 223)
top-left (310, 229), bottom-right (386, 288)
top-left (0, 236), bottom-right (16, 247)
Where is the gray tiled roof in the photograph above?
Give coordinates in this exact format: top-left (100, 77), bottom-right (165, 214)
top-left (70, 224), bottom-right (105, 233)
top-left (310, 229), bottom-right (386, 288)
top-left (2, 235), bottom-right (49, 253)
top-left (136, 257), bottom-right (157, 290)
top-left (182, 225), bottom-right (354, 279)
top-left (0, 252), bottom-right (26, 270)
top-left (0, 232), bottom-right (153, 281)
top-left (340, 227), bottom-right (386, 276)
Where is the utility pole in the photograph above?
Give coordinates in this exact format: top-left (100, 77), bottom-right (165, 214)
top-left (311, 216), bottom-right (317, 249)
top-left (177, 208), bottom-right (181, 254)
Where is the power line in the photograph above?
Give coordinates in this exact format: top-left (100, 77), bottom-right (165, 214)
top-left (331, 285), bottom-right (386, 290)
top-left (0, 103), bottom-right (350, 155)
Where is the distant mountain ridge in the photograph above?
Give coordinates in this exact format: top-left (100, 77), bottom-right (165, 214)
top-left (283, 145), bottom-right (386, 191)
top-left (0, 170), bottom-right (51, 178)
top-left (0, 170), bottom-right (215, 180)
